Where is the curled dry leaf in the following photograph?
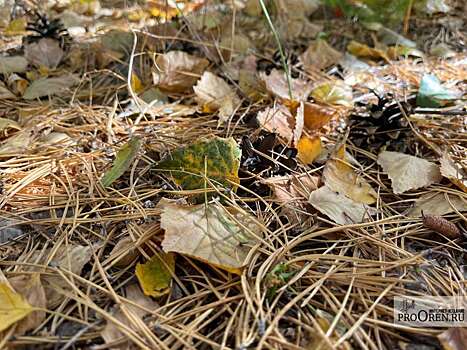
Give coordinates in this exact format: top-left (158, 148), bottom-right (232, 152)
top-left (101, 283), bottom-right (158, 348)
top-left (153, 50), bottom-right (209, 93)
top-left (301, 102), bottom-right (339, 131)
top-left (260, 69), bottom-right (312, 101)
top-left (377, 151), bottom-right (442, 194)
top-left (308, 185), bottom-right (376, 225)
top-left (262, 173), bottom-right (319, 223)
top-left (193, 71), bottom-right (240, 122)
top-left (256, 104), bottom-right (302, 146)
top-left (158, 198), bottom-right (260, 275)
top-left (323, 145), bottom-right (377, 204)
top-left (409, 192), bottom-right (467, 217)
top-left (300, 39), bottom-right (343, 71)
top-left (0, 277), bottom-right (34, 332)
top-left (24, 38), bottom-right (64, 69)
top-left (135, 252), bottom-right (175, 297)
top-left (440, 153), bottom-right (467, 193)
top-left (8, 273), bottom-right (46, 335)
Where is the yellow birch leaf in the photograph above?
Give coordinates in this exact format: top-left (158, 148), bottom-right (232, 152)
top-left (135, 252), bottom-right (175, 297)
top-left (0, 282), bottom-right (34, 332)
top-left (297, 135), bottom-right (322, 164)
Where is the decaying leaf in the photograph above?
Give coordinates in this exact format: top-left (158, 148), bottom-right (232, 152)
top-left (422, 212), bottom-right (460, 239)
top-left (193, 71), bottom-right (240, 122)
top-left (135, 252), bottom-right (175, 297)
top-left (409, 192), bottom-right (467, 217)
top-left (297, 135), bottom-right (322, 164)
top-left (101, 137), bottom-right (142, 187)
top-left (0, 56), bottom-right (28, 74)
top-left (438, 327), bottom-right (467, 350)
top-left (416, 74), bottom-right (462, 108)
top-left (311, 82), bottom-right (353, 108)
top-left (24, 38), bottom-right (64, 69)
top-left (300, 39), bottom-right (343, 71)
top-left (377, 151), bottom-right (442, 194)
top-left (263, 173), bottom-right (319, 223)
top-left (260, 69), bottom-right (312, 101)
top-left (23, 74), bottom-right (79, 100)
top-left (153, 51), bottom-right (209, 93)
top-left (8, 273), bottom-right (46, 335)
top-left (301, 102), bottom-right (339, 131)
top-left (101, 283), bottom-right (158, 348)
top-left (439, 153), bottom-right (467, 193)
top-left (308, 186), bottom-right (376, 225)
top-left (256, 104), bottom-right (300, 145)
top-left (0, 280), bottom-right (34, 332)
top-left (158, 199), bottom-right (260, 274)
top-left (323, 145), bottom-right (377, 204)
top-left (155, 137), bottom-right (241, 192)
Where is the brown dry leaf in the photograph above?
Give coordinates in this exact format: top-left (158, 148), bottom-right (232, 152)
top-left (256, 104), bottom-right (302, 145)
top-left (308, 186), bottom-right (376, 225)
top-left (135, 252), bottom-right (175, 297)
top-left (347, 41), bottom-right (389, 61)
top-left (158, 198), bottom-right (260, 275)
top-left (109, 237), bottom-right (139, 268)
top-left (409, 193), bottom-right (467, 217)
top-left (193, 71), bottom-right (240, 123)
top-left (263, 173), bottom-right (319, 223)
top-left (301, 102), bottom-right (339, 131)
top-left (153, 51), bottom-right (209, 93)
top-left (311, 82), bottom-right (353, 108)
top-left (24, 38), bottom-right (64, 69)
top-left (0, 56), bottom-right (28, 74)
top-left (377, 151), bottom-right (442, 194)
top-left (440, 153), bottom-right (467, 193)
top-left (438, 328), bottom-right (467, 350)
top-left (323, 145), bottom-right (377, 204)
top-left (297, 135), bottom-right (322, 164)
top-left (8, 273), bottom-right (46, 335)
top-left (0, 129), bottom-right (33, 155)
top-left (260, 69), bottom-right (312, 101)
top-left (300, 39), bottom-right (343, 71)
top-left (101, 283), bottom-right (158, 349)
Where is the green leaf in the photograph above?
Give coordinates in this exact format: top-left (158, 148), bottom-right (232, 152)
top-left (135, 252), bottom-right (175, 297)
top-left (101, 137), bottom-right (142, 187)
top-left (155, 137), bottom-right (241, 192)
top-left (416, 74), bottom-right (461, 108)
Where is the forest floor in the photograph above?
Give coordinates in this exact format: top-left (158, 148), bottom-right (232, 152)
top-left (0, 0), bottom-right (466, 349)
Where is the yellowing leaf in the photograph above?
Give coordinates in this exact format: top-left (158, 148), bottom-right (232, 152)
top-left (193, 72), bottom-right (240, 123)
top-left (5, 17), bottom-right (27, 35)
top-left (135, 252), bottom-right (175, 297)
top-left (347, 41), bottom-right (389, 61)
top-left (130, 73), bottom-right (144, 94)
top-left (311, 82), bottom-right (353, 108)
top-left (101, 137), bottom-right (142, 187)
top-left (0, 282), bottom-right (34, 332)
top-left (155, 137), bottom-right (241, 192)
top-left (308, 186), bottom-right (376, 225)
top-left (440, 153), bottom-right (467, 193)
top-left (301, 102), bottom-right (338, 131)
top-left (300, 39), bottom-right (343, 71)
top-left (377, 151), bottom-right (442, 194)
top-left (297, 135), bottom-right (322, 164)
top-left (158, 199), bottom-right (260, 274)
top-left (153, 51), bottom-right (209, 93)
top-left (323, 145), bottom-right (377, 204)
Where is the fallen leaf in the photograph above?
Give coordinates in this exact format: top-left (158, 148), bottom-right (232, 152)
top-left (0, 129), bottom-right (33, 155)
top-left (263, 173), bottom-right (319, 223)
top-left (260, 69), bottom-right (312, 101)
top-left (0, 56), bottom-right (28, 74)
top-left (8, 273), bottom-right (46, 335)
top-left (101, 283), bottom-right (158, 348)
top-left (101, 137), bottom-right (142, 187)
top-left (135, 252), bottom-right (175, 297)
top-left (152, 51), bottom-right (209, 93)
top-left (0, 281), bottom-right (34, 332)
top-left (256, 105), bottom-right (298, 145)
top-left (155, 136), bottom-right (241, 192)
top-left (440, 153), bottom-right (467, 193)
top-left (0, 82), bottom-right (16, 99)
top-left (5, 17), bottom-right (27, 35)
top-left (308, 186), bottom-right (376, 225)
top-left (24, 38), bottom-right (64, 69)
top-left (100, 30), bottom-right (134, 53)
top-left (297, 135), bottom-right (322, 164)
top-left (301, 102), bottom-right (338, 131)
top-left (130, 73), bottom-right (144, 94)
top-left (300, 39), bottom-right (343, 71)
top-left (194, 71), bottom-right (240, 122)
top-left (7, 74), bottom-right (28, 95)
top-left (438, 328), bottom-right (467, 350)
top-left (23, 74), bottom-right (79, 100)
top-left (0, 118), bottom-right (20, 133)
top-left (109, 237), bottom-right (139, 268)
top-left (311, 82), bottom-right (353, 108)
top-left (347, 41), bottom-right (388, 61)
top-left (416, 74), bottom-right (462, 108)
top-left (377, 151), bottom-right (442, 194)
top-left (323, 145), bottom-right (377, 204)
top-left (158, 198), bottom-right (260, 274)
top-left (409, 193), bottom-right (467, 217)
